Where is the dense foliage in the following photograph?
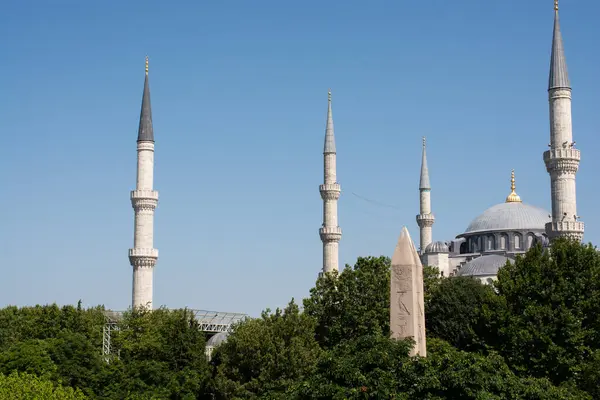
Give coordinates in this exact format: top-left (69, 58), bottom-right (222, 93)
top-left (0, 238), bottom-right (598, 398)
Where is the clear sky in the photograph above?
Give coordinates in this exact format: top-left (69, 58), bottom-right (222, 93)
top-left (0, 0), bottom-right (598, 317)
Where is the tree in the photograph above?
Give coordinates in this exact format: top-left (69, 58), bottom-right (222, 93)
top-left (108, 308), bottom-right (211, 399)
top-left (425, 276), bottom-right (502, 352)
top-left (290, 334), bottom-right (414, 399)
top-left (494, 239), bottom-right (600, 386)
top-left (303, 256), bottom-right (391, 349)
top-left (403, 339), bottom-right (591, 400)
top-left (212, 300), bottom-right (321, 399)
top-left (0, 372), bottom-right (87, 399)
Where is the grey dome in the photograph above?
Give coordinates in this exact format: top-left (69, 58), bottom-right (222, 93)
top-left (425, 241), bottom-right (449, 254)
top-left (457, 254), bottom-right (511, 277)
top-left (206, 332), bottom-right (230, 348)
top-left (463, 202), bottom-right (550, 234)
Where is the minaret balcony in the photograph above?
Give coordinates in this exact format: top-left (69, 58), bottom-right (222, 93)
top-left (131, 190), bottom-right (159, 211)
top-left (545, 221), bottom-right (584, 241)
top-left (543, 148), bottom-right (580, 174)
top-left (416, 213), bottom-right (435, 227)
top-left (129, 248), bottom-right (159, 259)
top-left (131, 190), bottom-right (159, 201)
top-left (320, 226), bottom-right (342, 242)
top-left (319, 183), bottom-right (341, 200)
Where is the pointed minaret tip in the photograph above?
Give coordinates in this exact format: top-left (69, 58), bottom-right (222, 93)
top-left (137, 56), bottom-right (154, 142)
top-left (323, 89), bottom-right (336, 154)
top-left (419, 137), bottom-right (431, 190)
top-left (549, 0), bottom-right (570, 90)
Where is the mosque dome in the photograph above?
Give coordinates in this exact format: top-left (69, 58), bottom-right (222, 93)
top-left (206, 331), bottom-right (230, 348)
top-left (425, 241), bottom-right (449, 254)
top-left (463, 202), bottom-right (551, 234)
top-left (461, 170), bottom-right (550, 235)
top-left (457, 254), bottom-right (512, 277)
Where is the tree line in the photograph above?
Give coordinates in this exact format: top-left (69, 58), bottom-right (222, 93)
top-left (1, 238), bottom-right (599, 399)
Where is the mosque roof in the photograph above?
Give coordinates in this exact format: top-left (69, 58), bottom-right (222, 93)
top-left (425, 241), bottom-right (449, 254)
top-left (206, 331), bottom-right (230, 348)
top-left (462, 202), bottom-right (551, 235)
top-left (457, 254), bottom-right (512, 277)
top-left (460, 170), bottom-right (550, 235)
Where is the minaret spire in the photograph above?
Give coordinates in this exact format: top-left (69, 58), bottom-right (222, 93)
top-left (137, 56), bottom-right (154, 142)
top-left (319, 89), bottom-right (342, 274)
top-left (129, 57), bottom-right (159, 309)
top-left (543, 3), bottom-right (584, 241)
top-left (548, 1), bottom-right (570, 90)
top-left (416, 137), bottom-right (434, 253)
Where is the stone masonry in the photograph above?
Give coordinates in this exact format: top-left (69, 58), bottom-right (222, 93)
top-left (319, 90), bottom-right (342, 274)
top-left (129, 57), bottom-right (159, 309)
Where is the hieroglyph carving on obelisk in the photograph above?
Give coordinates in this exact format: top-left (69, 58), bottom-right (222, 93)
top-left (390, 226), bottom-right (426, 357)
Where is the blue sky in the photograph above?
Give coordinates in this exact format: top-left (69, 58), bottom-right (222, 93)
top-left (0, 0), bottom-right (598, 317)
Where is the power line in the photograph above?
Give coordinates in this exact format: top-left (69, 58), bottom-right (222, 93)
top-left (350, 192), bottom-right (404, 210)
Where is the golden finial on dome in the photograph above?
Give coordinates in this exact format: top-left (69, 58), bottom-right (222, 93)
top-left (505, 169), bottom-right (522, 203)
top-left (554, 0), bottom-right (558, 11)
top-left (145, 56), bottom-right (149, 75)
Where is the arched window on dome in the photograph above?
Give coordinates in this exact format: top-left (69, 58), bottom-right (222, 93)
top-left (527, 233), bottom-right (535, 249)
top-left (514, 233), bottom-right (522, 250)
top-left (500, 234), bottom-right (508, 250)
top-left (487, 235), bottom-right (495, 250)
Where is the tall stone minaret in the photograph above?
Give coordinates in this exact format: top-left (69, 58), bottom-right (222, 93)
top-left (543, 1), bottom-right (584, 241)
top-left (129, 57), bottom-right (159, 309)
top-left (416, 137), bottom-right (434, 253)
top-left (319, 90), bottom-right (342, 274)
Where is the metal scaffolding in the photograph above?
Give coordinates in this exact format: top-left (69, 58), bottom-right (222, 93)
top-left (101, 309), bottom-right (247, 360)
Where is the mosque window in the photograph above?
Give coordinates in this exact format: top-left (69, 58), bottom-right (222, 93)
top-left (500, 234), bottom-right (507, 250)
top-left (527, 233), bottom-right (535, 249)
top-left (487, 235), bottom-right (495, 250)
top-left (514, 233), bottom-right (522, 249)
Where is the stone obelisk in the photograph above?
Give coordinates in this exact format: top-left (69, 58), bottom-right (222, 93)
top-left (390, 226), bottom-right (426, 357)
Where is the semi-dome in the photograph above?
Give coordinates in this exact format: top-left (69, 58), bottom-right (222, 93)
top-left (425, 241), bottom-right (449, 254)
top-left (462, 170), bottom-right (551, 235)
top-left (206, 331), bottom-right (230, 348)
top-left (457, 254), bottom-right (512, 277)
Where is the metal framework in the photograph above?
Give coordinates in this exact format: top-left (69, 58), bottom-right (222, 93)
top-left (101, 309), bottom-right (247, 360)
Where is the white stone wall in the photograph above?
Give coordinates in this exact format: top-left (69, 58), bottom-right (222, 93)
top-left (130, 141), bottom-right (158, 310)
top-left (324, 153), bottom-right (337, 184)
top-left (545, 88), bottom-right (584, 240)
top-left (323, 242), bottom-right (339, 274)
top-left (423, 253), bottom-right (449, 277)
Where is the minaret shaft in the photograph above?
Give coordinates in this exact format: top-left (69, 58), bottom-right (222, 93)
top-left (319, 91), bottom-right (341, 274)
top-left (543, 8), bottom-right (584, 241)
top-left (136, 146), bottom-right (155, 190)
top-left (129, 58), bottom-right (159, 309)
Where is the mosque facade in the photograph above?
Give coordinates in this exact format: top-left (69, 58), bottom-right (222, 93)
top-left (416, 3), bottom-right (584, 282)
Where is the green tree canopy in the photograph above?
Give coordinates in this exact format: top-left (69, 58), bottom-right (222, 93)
top-left (0, 372), bottom-right (87, 399)
top-left (494, 239), bottom-right (600, 386)
top-left (212, 300), bottom-right (321, 399)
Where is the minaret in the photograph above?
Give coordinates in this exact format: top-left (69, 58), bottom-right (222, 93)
top-left (129, 57), bottom-right (159, 309)
top-left (416, 137), bottom-right (434, 253)
top-left (543, 1), bottom-right (584, 241)
top-left (319, 90), bottom-right (342, 274)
